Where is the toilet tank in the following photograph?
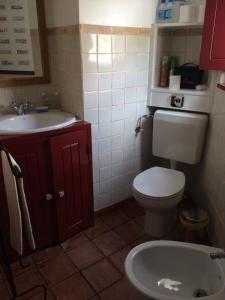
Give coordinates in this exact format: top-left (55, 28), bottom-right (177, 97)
top-left (152, 110), bottom-right (208, 164)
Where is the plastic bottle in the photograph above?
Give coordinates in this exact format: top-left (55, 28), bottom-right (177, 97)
top-left (165, 0), bottom-right (174, 21)
top-left (169, 56), bottom-right (177, 75)
top-left (159, 56), bottom-right (169, 87)
top-left (166, 0), bottom-right (186, 22)
top-left (157, 0), bottom-right (167, 23)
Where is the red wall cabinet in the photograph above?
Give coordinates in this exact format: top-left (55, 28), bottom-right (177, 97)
top-left (200, 0), bottom-right (225, 70)
top-left (0, 122), bottom-right (94, 251)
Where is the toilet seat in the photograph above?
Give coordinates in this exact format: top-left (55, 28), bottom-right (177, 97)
top-left (133, 167), bottom-right (185, 200)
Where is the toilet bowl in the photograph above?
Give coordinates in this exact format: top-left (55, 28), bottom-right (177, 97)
top-left (133, 167), bottom-right (185, 237)
top-left (125, 241), bottom-right (225, 300)
top-left (132, 110), bottom-right (208, 238)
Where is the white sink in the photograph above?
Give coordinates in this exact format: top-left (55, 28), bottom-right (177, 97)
top-left (0, 111), bottom-right (76, 134)
top-left (125, 241), bottom-right (225, 300)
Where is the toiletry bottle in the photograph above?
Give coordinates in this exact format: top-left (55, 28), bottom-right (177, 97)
top-left (165, 0), bottom-right (174, 21)
top-left (166, 0), bottom-right (184, 22)
top-left (169, 56), bottom-right (177, 75)
top-left (159, 56), bottom-right (169, 87)
top-left (41, 91), bottom-right (51, 108)
top-left (157, 0), bottom-right (167, 23)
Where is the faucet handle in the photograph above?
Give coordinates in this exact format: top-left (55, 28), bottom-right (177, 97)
top-left (10, 100), bottom-right (17, 108)
top-left (22, 100), bottom-right (32, 110)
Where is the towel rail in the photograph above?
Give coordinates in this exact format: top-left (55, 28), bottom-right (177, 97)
top-left (0, 147), bottom-right (47, 299)
top-left (0, 147), bottom-right (23, 178)
top-left (0, 225), bottom-right (47, 299)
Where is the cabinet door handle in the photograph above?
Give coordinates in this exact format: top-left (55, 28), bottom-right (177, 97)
top-left (46, 194), bottom-right (53, 201)
top-left (58, 191), bottom-right (65, 198)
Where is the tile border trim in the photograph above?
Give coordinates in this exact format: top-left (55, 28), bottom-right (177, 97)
top-left (48, 24), bottom-right (151, 36)
top-left (48, 25), bottom-right (80, 35)
top-left (80, 24), bottom-right (151, 36)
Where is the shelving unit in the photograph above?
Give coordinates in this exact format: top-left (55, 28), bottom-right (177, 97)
top-left (148, 22), bottom-right (216, 113)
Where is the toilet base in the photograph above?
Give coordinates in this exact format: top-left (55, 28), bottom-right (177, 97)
top-left (145, 208), bottom-right (177, 238)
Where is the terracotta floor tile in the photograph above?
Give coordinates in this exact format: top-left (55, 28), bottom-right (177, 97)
top-left (0, 270), bottom-right (4, 282)
top-left (131, 233), bottom-right (153, 247)
top-left (32, 245), bottom-right (63, 264)
top-left (67, 241), bottom-right (103, 270)
top-left (85, 219), bottom-right (110, 240)
top-left (164, 225), bottom-right (183, 242)
top-left (99, 278), bottom-right (139, 300)
top-left (14, 268), bottom-right (45, 299)
top-left (133, 215), bottom-right (145, 227)
top-left (61, 233), bottom-right (89, 251)
top-left (114, 221), bottom-right (144, 244)
top-left (100, 210), bottom-right (129, 228)
top-left (11, 256), bottom-right (34, 277)
top-left (122, 201), bottom-right (145, 219)
top-left (38, 253), bottom-right (77, 286)
top-left (93, 231), bottom-right (126, 256)
top-left (109, 246), bottom-right (132, 274)
top-left (28, 290), bottom-right (55, 300)
top-left (0, 282), bottom-right (10, 299)
top-left (52, 273), bottom-right (95, 300)
top-left (82, 259), bottom-right (122, 293)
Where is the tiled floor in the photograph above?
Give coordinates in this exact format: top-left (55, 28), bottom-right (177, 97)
top-left (0, 200), bottom-right (184, 300)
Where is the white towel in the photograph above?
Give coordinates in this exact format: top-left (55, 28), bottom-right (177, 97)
top-left (1, 151), bottom-right (36, 255)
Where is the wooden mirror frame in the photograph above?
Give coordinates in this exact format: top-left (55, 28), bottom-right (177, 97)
top-left (0, 0), bottom-right (50, 88)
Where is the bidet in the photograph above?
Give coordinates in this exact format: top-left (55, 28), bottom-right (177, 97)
top-left (210, 252), bottom-right (225, 259)
top-left (125, 241), bottom-right (225, 300)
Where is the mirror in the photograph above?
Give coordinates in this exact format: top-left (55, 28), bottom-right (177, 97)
top-left (0, 0), bottom-right (49, 88)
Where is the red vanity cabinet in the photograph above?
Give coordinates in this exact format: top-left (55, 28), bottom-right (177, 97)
top-left (0, 122), bottom-right (94, 251)
top-left (0, 138), bottom-right (57, 248)
top-left (50, 129), bottom-right (93, 241)
top-left (200, 0), bottom-right (225, 70)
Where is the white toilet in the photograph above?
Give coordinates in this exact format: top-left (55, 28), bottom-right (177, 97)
top-left (133, 110), bottom-right (208, 237)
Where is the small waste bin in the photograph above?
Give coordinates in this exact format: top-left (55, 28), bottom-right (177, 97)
top-left (179, 208), bottom-right (209, 243)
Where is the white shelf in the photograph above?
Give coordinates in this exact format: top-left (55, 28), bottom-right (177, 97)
top-left (152, 87), bottom-right (209, 96)
top-left (154, 22), bottom-right (204, 29)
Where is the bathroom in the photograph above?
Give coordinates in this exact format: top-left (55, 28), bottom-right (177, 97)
top-left (0, 0), bottom-right (224, 299)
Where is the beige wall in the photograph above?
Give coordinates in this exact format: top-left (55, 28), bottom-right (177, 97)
top-left (48, 28), bottom-right (83, 118)
top-left (45, 0), bottom-right (80, 27)
top-left (79, 0), bottom-right (157, 28)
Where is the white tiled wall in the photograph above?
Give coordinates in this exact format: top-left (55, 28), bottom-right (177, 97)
top-left (159, 30), bottom-right (203, 66)
top-left (81, 32), bottom-right (150, 210)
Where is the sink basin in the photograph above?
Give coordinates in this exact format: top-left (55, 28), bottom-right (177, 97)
top-left (0, 111), bottom-right (76, 134)
top-left (125, 241), bottom-right (225, 300)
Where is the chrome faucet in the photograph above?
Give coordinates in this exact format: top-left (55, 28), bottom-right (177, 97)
top-left (10, 101), bottom-right (31, 115)
top-left (210, 252), bottom-right (225, 259)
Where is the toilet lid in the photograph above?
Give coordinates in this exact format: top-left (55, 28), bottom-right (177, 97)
top-left (133, 167), bottom-right (185, 199)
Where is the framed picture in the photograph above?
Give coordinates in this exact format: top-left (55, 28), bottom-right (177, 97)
top-left (0, 0), bottom-right (35, 74)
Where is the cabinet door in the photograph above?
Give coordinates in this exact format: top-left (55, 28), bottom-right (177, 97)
top-left (50, 129), bottom-right (93, 241)
top-left (200, 0), bottom-right (225, 70)
top-left (1, 139), bottom-right (57, 250)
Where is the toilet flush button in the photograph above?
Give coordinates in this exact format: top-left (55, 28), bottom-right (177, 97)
top-left (171, 95), bottom-right (184, 108)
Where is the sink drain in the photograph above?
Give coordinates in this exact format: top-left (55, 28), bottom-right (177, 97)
top-left (194, 288), bottom-right (208, 297)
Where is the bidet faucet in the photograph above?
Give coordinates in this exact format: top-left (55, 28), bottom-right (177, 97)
top-left (10, 100), bottom-right (31, 115)
top-left (210, 252), bottom-right (225, 259)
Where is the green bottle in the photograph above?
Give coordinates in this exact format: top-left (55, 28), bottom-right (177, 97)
top-left (169, 56), bottom-right (177, 75)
